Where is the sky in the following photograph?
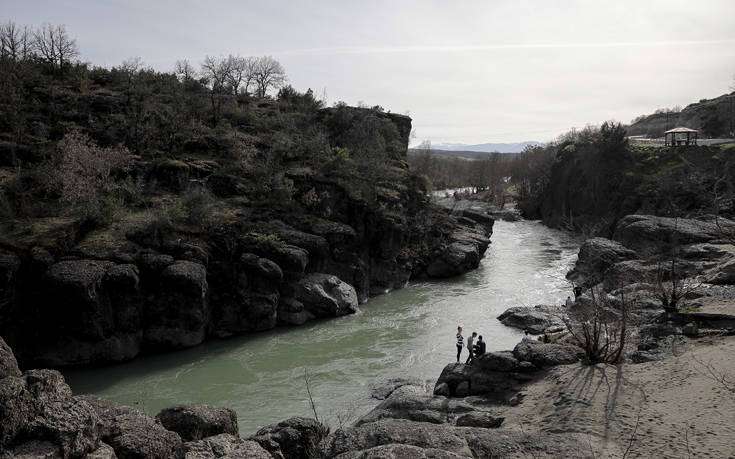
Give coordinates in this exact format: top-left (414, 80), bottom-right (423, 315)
top-left (4, 0), bottom-right (735, 145)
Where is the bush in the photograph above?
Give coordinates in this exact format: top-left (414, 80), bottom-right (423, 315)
top-left (182, 187), bottom-right (215, 225)
top-left (55, 132), bottom-right (132, 204)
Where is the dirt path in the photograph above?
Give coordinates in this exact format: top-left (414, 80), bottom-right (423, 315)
top-left (503, 336), bottom-right (735, 458)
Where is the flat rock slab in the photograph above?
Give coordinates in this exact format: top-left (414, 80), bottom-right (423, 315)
top-left (497, 304), bottom-right (566, 334)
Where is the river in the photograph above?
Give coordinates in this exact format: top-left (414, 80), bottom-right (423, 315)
top-left (62, 219), bottom-right (580, 435)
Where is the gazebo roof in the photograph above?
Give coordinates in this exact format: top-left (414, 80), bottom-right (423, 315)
top-left (665, 127), bottom-right (698, 134)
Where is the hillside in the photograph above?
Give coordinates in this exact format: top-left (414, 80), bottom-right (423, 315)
top-left (513, 122), bottom-right (735, 235)
top-left (628, 91), bottom-right (735, 138)
top-left (0, 58), bottom-right (493, 367)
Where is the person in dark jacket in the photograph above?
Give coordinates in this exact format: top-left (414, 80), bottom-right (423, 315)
top-left (473, 335), bottom-right (486, 356)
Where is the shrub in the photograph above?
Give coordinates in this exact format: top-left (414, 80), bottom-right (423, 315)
top-left (56, 132), bottom-right (132, 204)
top-left (182, 187), bottom-right (215, 225)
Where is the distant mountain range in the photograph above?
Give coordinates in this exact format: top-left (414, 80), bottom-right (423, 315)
top-left (430, 141), bottom-right (544, 154)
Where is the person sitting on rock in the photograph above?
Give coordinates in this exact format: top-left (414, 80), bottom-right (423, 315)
top-left (466, 331), bottom-right (477, 364)
top-left (565, 296), bottom-right (573, 307)
top-left (473, 335), bottom-right (486, 356)
top-left (456, 326), bottom-right (464, 363)
top-left (522, 329), bottom-right (533, 341)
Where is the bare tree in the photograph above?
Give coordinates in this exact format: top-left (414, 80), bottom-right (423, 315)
top-left (224, 54), bottom-right (255, 95)
top-left (33, 23), bottom-right (78, 70)
top-left (0, 21), bottom-right (33, 61)
top-left (200, 55), bottom-right (233, 124)
top-left (174, 59), bottom-right (197, 82)
top-left (253, 55), bottom-right (287, 97)
top-left (563, 286), bottom-right (634, 364)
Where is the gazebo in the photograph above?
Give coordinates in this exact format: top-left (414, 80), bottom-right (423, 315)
top-left (664, 127), bottom-right (698, 146)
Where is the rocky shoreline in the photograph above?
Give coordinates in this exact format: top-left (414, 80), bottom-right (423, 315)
top-left (3, 212), bottom-right (735, 457)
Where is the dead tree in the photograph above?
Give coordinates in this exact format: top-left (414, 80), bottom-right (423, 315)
top-left (33, 23), bottom-right (78, 71)
top-left (563, 286), bottom-right (634, 364)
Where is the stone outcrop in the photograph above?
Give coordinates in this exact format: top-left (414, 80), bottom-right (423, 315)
top-left (318, 418), bottom-right (589, 458)
top-left (425, 227), bottom-right (491, 278)
top-left (497, 304), bottom-right (566, 334)
top-left (612, 215), bottom-right (733, 256)
top-left (567, 237), bottom-right (637, 286)
top-left (156, 404), bottom-right (238, 442)
top-left (434, 341), bottom-right (584, 398)
top-left (0, 341), bottom-right (107, 457)
top-left (174, 433), bottom-right (272, 459)
top-left (80, 395), bottom-right (182, 459)
top-left (250, 417), bottom-right (327, 459)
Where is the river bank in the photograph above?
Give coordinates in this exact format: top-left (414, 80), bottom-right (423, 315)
top-left (3, 211), bottom-right (735, 457)
top-left (61, 219), bottom-right (580, 436)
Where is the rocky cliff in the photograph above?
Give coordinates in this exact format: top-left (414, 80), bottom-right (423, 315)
top-left (0, 107), bottom-right (493, 368)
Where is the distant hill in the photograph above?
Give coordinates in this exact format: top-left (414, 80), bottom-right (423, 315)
top-left (407, 149), bottom-right (524, 160)
top-left (431, 141), bottom-right (544, 154)
top-left (627, 92), bottom-right (735, 138)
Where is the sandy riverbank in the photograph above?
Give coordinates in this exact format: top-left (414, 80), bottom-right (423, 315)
top-left (503, 335), bottom-right (735, 458)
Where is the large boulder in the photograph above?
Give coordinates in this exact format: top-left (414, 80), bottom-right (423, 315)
top-left (512, 341), bottom-right (584, 367)
top-left (80, 395), bottom-right (181, 459)
top-left (0, 376), bottom-right (39, 449)
top-left (319, 419), bottom-right (590, 458)
top-left (26, 396), bottom-right (101, 458)
top-left (0, 368), bottom-right (102, 457)
top-left (155, 403), bottom-right (238, 442)
top-left (356, 385), bottom-right (462, 426)
top-left (212, 253), bottom-right (282, 335)
top-left (250, 417), bottom-right (328, 459)
top-left (290, 273), bottom-right (358, 318)
top-left (145, 261), bottom-right (209, 350)
top-left (426, 227), bottom-right (490, 278)
top-left (174, 433), bottom-right (271, 459)
top-left (612, 215), bottom-right (733, 256)
top-left (329, 443), bottom-right (466, 458)
top-left (497, 304), bottom-right (566, 334)
top-left (705, 257), bottom-right (735, 284)
top-left (567, 237), bottom-right (637, 286)
top-left (433, 358), bottom-right (531, 398)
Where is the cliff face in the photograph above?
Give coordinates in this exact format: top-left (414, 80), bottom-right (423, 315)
top-left (0, 107), bottom-right (492, 368)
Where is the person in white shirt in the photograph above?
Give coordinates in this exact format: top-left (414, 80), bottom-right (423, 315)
top-left (465, 331), bottom-right (477, 364)
top-left (522, 329), bottom-right (533, 341)
top-left (565, 296), bottom-right (573, 307)
top-left (456, 326), bottom-right (464, 363)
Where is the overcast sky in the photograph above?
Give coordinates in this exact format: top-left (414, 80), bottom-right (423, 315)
top-left (4, 0), bottom-right (735, 144)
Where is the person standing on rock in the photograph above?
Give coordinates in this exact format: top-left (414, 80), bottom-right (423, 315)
top-left (565, 296), bottom-right (573, 307)
top-left (465, 331), bottom-right (477, 364)
top-left (522, 329), bottom-right (533, 341)
top-left (456, 326), bottom-right (464, 363)
top-left (474, 335), bottom-right (486, 356)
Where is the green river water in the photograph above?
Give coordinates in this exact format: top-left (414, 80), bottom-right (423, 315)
top-left (63, 219), bottom-right (580, 435)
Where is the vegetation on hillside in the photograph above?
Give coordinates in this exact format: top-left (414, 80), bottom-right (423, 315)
top-left (0, 21), bottom-right (417, 253)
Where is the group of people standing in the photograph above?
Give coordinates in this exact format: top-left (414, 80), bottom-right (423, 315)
top-left (455, 326), bottom-right (486, 364)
